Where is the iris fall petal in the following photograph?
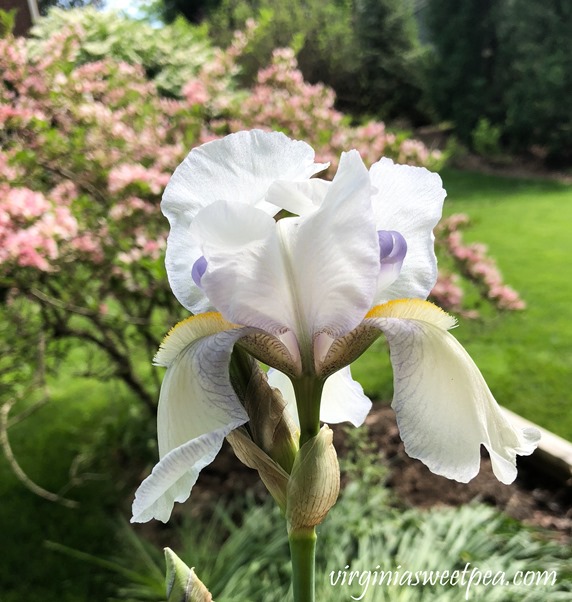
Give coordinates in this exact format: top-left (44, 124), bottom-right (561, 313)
top-left (131, 314), bottom-right (251, 522)
top-left (366, 299), bottom-right (540, 483)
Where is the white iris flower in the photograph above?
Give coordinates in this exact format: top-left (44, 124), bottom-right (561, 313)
top-left (131, 130), bottom-right (539, 523)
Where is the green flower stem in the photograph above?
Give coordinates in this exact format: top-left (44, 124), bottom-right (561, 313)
top-left (291, 376), bottom-right (324, 447)
top-left (288, 376), bottom-right (324, 602)
top-left (289, 527), bottom-right (317, 602)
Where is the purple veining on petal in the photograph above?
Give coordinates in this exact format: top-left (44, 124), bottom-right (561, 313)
top-left (191, 255), bottom-right (208, 288)
top-left (378, 230), bottom-right (407, 265)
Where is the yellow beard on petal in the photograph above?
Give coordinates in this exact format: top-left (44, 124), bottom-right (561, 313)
top-left (366, 298), bottom-right (457, 331)
top-left (154, 312), bottom-right (240, 367)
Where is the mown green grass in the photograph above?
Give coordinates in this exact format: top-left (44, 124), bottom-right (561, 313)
top-left (353, 169), bottom-right (572, 440)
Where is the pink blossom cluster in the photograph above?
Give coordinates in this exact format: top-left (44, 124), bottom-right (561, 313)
top-left (0, 29), bottom-right (190, 280)
top-left (228, 48), bottom-right (342, 144)
top-left (117, 232), bottom-right (166, 265)
top-left (108, 165), bottom-right (171, 195)
top-left (183, 24), bottom-right (257, 119)
top-left (0, 186), bottom-right (77, 271)
top-left (435, 214), bottom-right (526, 312)
top-left (223, 48), bottom-right (443, 174)
top-left (430, 272), bottom-right (465, 314)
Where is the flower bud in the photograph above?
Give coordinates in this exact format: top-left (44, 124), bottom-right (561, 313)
top-left (229, 347), bottom-right (298, 473)
top-left (164, 548), bottom-right (213, 602)
top-left (227, 427), bottom-right (290, 511)
top-left (286, 425), bottom-right (340, 531)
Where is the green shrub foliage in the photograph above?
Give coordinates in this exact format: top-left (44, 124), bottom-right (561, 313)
top-left (29, 7), bottom-right (214, 97)
top-left (426, 0), bottom-right (572, 165)
top-left (1, 8), bottom-right (446, 415)
top-left (495, 0), bottom-right (572, 166)
top-left (207, 0), bottom-right (429, 124)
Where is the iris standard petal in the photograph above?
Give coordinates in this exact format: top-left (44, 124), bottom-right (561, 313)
top-left (365, 299), bottom-right (540, 484)
top-left (277, 150), bottom-right (380, 347)
top-left (162, 130), bottom-right (326, 313)
top-left (190, 151), bottom-right (380, 354)
top-left (369, 159), bottom-right (446, 303)
top-left (162, 129), bottom-right (326, 219)
top-left (267, 366), bottom-right (372, 428)
top-left (265, 178), bottom-right (331, 216)
top-left (190, 200), bottom-right (296, 337)
top-left (132, 314), bottom-right (251, 523)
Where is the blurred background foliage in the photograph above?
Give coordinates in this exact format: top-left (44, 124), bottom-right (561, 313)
top-left (33, 0), bottom-right (572, 164)
top-left (147, 0), bottom-right (572, 165)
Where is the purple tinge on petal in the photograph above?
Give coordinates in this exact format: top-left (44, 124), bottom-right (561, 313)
top-left (191, 256), bottom-right (208, 288)
top-left (376, 230), bottom-right (407, 290)
top-left (378, 230), bottom-right (407, 266)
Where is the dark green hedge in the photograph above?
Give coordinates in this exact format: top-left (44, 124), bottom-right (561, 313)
top-left (426, 0), bottom-right (572, 165)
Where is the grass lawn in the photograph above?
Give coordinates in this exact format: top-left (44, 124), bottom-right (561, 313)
top-left (353, 168), bottom-right (572, 441)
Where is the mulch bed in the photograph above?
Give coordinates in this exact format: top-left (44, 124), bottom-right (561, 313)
top-left (359, 406), bottom-right (572, 539)
top-left (184, 405), bottom-right (572, 541)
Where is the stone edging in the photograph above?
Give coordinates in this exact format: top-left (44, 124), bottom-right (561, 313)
top-left (502, 407), bottom-right (572, 485)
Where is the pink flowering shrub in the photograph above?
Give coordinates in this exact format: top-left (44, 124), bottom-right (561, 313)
top-left (0, 10), bottom-right (523, 411)
top-left (0, 31), bottom-right (193, 409)
top-left (432, 214), bottom-right (526, 314)
top-left (224, 48), bottom-right (444, 175)
top-left (0, 186), bottom-right (77, 271)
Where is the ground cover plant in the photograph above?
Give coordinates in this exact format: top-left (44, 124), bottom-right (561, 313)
top-left (0, 365), bottom-right (138, 602)
top-left (53, 430), bottom-right (572, 601)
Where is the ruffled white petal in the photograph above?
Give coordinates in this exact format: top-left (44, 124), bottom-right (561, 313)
top-left (278, 150), bottom-right (380, 342)
top-left (191, 200), bottom-right (296, 337)
top-left (267, 366), bottom-right (372, 428)
top-left (162, 129), bottom-right (325, 219)
top-left (162, 130), bottom-right (326, 313)
top-left (190, 151), bottom-right (380, 350)
top-left (132, 316), bottom-right (251, 523)
top-left (163, 217), bottom-right (210, 314)
top-left (369, 159), bottom-right (446, 302)
top-left (157, 327), bottom-right (250, 457)
top-left (266, 178), bottom-right (331, 216)
top-left (320, 366), bottom-right (372, 427)
top-left (366, 299), bottom-right (540, 483)
top-left (131, 428), bottom-right (232, 523)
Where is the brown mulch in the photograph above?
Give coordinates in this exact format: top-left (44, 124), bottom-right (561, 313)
top-left (359, 407), bottom-right (572, 539)
top-left (183, 405), bottom-right (572, 542)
